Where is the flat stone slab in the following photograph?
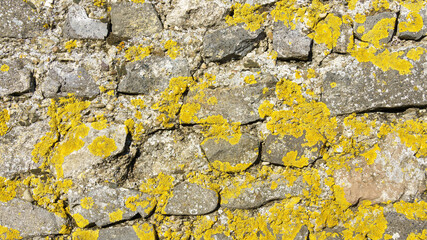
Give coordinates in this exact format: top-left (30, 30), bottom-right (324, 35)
top-left (0, 60), bottom-right (33, 97)
top-left (69, 185), bottom-right (155, 228)
top-left (63, 5), bottom-right (108, 39)
top-left (163, 183), bottom-right (218, 215)
top-left (0, 198), bottom-right (66, 238)
top-left (0, 0), bottom-right (43, 38)
top-left (273, 21), bottom-right (312, 60)
top-left (98, 224), bottom-right (156, 240)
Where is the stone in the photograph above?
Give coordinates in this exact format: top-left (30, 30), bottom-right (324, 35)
top-left (333, 134), bottom-right (426, 205)
top-left (0, 121), bottom-right (49, 178)
top-left (199, 233), bottom-right (232, 240)
top-left (163, 183), bottom-right (218, 215)
top-left (354, 12), bottom-right (396, 47)
top-left (321, 45), bottom-right (427, 115)
top-left (0, 198), bottom-right (66, 238)
top-left (201, 134), bottom-right (260, 172)
top-left (61, 124), bottom-right (127, 178)
top-left (69, 185), bottom-right (155, 228)
top-left (273, 21), bottom-right (312, 60)
top-left (0, 60), bottom-right (33, 97)
top-left (117, 56), bottom-right (190, 95)
top-left (165, 0), bottom-right (227, 29)
top-left (63, 5), bottom-right (108, 40)
top-left (110, 2), bottom-right (163, 39)
top-left (262, 133), bottom-right (322, 167)
top-left (384, 211), bottom-right (427, 239)
top-left (98, 224), bottom-right (156, 240)
top-left (334, 23), bottom-right (353, 54)
top-left (398, 5), bottom-right (427, 40)
top-left (41, 63), bottom-right (99, 99)
top-left (203, 25), bottom-right (266, 63)
top-left (0, 0), bottom-right (43, 38)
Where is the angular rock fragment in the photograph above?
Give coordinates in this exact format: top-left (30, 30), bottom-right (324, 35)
top-left (69, 185), bottom-right (155, 228)
top-left (384, 211), bottom-right (427, 239)
top-left (334, 22), bottom-right (353, 53)
top-left (111, 2), bottom-right (163, 39)
top-left (0, 121), bottom-right (49, 178)
top-left (0, 198), bottom-right (66, 238)
top-left (63, 5), bottom-right (108, 40)
top-left (398, 4), bottom-right (427, 40)
top-left (61, 124), bottom-right (127, 178)
top-left (0, 0), bottom-right (43, 38)
top-left (273, 21), bottom-right (312, 60)
top-left (354, 12), bottom-right (396, 47)
top-left (201, 134), bottom-right (260, 172)
top-left (163, 183), bottom-right (218, 215)
top-left (41, 63), bottom-right (99, 99)
top-left (0, 60), bottom-right (33, 97)
top-left (262, 133), bottom-right (322, 167)
top-left (203, 25), bottom-right (265, 63)
top-left (117, 56), bottom-right (190, 95)
top-left (98, 224), bottom-right (157, 240)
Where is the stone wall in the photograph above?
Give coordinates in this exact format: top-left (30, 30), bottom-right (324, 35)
top-left (0, 0), bottom-right (427, 239)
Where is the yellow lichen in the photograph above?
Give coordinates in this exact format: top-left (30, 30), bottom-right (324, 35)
top-left (0, 177), bottom-right (17, 202)
top-left (72, 228), bottom-right (99, 240)
top-left (133, 223), bottom-right (156, 240)
top-left (393, 200), bottom-right (427, 221)
top-left (361, 144), bottom-right (380, 165)
top-left (210, 161), bottom-right (252, 173)
top-left (282, 151), bottom-right (309, 168)
top-left (0, 109), bottom-right (10, 136)
top-left (72, 213), bottom-right (89, 228)
top-left (199, 115), bottom-right (242, 145)
top-left (164, 40), bottom-right (181, 60)
top-left (0, 225), bottom-right (22, 240)
top-left (91, 115), bottom-right (108, 130)
top-left (65, 40), bottom-right (77, 52)
top-left (131, 0), bottom-right (145, 3)
top-left (80, 197), bottom-right (94, 209)
top-left (88, 136), bottom-right (117, 158)
top-left (125, 194), bottom-right (156, 214)
top-left (93, 0), bottom-right (105, 7)
top-left (109, 209), bottom-right (124, 222)
top-left (225, 3), bottom-right (267, 32)
top-left (407, 47), bottom-right (425, 61)
top-left (360, 18), bottom-right (395, 49)
top-left (0, 64), bottom-right (9, 72)
top-left (407, 229), bottom-right (427, 240)
top-left (124, 45), bottom-right (151, 62)
top-left (244, 75), bottom-right (257, 84)
top-left (179, 103), bottom-right (200, 124)
top-left (309, 14), bottom-right (342, 49)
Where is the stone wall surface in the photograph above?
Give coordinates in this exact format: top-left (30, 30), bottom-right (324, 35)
top-left (1, 0), bottom-right (427, 239)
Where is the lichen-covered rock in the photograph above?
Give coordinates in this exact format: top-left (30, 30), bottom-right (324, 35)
top-left (0, 198), bottom-right (66, 238)
top-left (273, 21), bottom-right (312, 60)
top-left (98, 224), bottom-right (157, 240)
top-left (0, 60), bottom-right (33, 97)
top-left (334, 22), bottom-right (353, 54)
top-left (203, 25), bottom-right (265, 63)
top-left (201, 134), bottom-right (260, 172)
top-left (61, 124), bottom-right (127, 178)
top-left (69, 185), bottom-right (155, 228)
top-left (0, 0), bottom-right (43, 38)
top-left (63, 5), bottom-right (108, 40)
top-left (111, 2), bottom-right (163, 39)
top-left (117, 56), bottom-right (190, 95)
top-left (383, 211), bottom-right (427, 239)
top-left (262, 133), bottom-right (322, 167)
top-left (41, 63), bottom-right (99, 99)
top-left (0, 121), bottom-right (49, 178)
top-left (354, 12), bottom-right (396, 47)
top-left (163, 183), bottom-right (218, 215)
top-left (398, 4), bottom-right (427, 40)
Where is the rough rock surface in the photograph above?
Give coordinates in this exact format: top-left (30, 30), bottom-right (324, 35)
top-left (354, 12), bottom-right (396, 46)
top-left (334, 23), bottom-right (353, 53)
top-left (98, 224), bottom-right (157, 240)
top-left (0, 0), bottom-right (43, 38)
top-left (0, 198), bottom-right (66, 237)
top-left (384, 211), bottom-right (427, 239)
top-left (163, 183), bottom-right (218, 215)
top-left (398, 5), bottom-right (427, 40)
top-left (273, 21), bottom-right (312, 60)
top-left (0, 60), bottom-right (33, 96)
top-left (63, 5), bottom-right (108, 40)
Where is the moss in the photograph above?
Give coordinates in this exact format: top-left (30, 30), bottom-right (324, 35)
top-left (88, 135), bottom-right (117, 158)
top-left (0, 109), bottom-right (10, 136)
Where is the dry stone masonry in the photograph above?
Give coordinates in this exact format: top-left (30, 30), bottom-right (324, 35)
top-left (0, 0), bottom-right (427, 239)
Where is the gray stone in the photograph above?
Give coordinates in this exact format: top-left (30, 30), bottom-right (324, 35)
top-left (334, 23), bottom-right (353, 53)
top-left (200, 233), bottom-right (232, 240)
top-left (0, 0), bottom-right (43, 38)
top-left (41, 63), bottom-right (99, 99)
top-left (203, 25), bottom-right (266, 63)
top-left (163, 183), bottom-right (218, 215)
top-left (0, 60), bottom-right (33, 97)
top-left (69, 185), bottom-right (155, 228)
top-left (321, 45), bottom-right (427, 115)
top-left (384, 211), bottom-right (427, 239)
top-left (354, 12), bottom-right (396, 47)
top-left (0, 198), bottom-right (66, 238)
top-left (201, 134), bottom-right (260, 172)
top-left (262, 133), bottom-right (322, 167)
top-left (111, 2), bottom-right (163, 39)
top-left (98, 224), bottom-right (156, 240)
top-left (117, 56), bottom-right (190, 95)
top-left (221, 177), bottom-right (307, 209)
top-left (398, 5), bottom-right (427, 40)
top-left (0, 121), bottom-right (49, 178)
top-left (63, 5), bottom-right (108, 40)
top-left (273, 21), bottom-right (312, 60)
top-left (60, 124), bottom-right (127, 178)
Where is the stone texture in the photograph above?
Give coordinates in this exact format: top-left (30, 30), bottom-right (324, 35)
top-left (354, 12), bottom-right (396, 46)
top-left (69, 185), bottom-right (155, 227)
top-left (117, 56), bottom-right (190, 95)
top-left (41, 63), bottom-right (99, 99)
top-left (321, 45), bottom-right (427, 115)
top-left (203, 25), bottom-right (266, 63)
top-left (201, 134), bottom-right (260, 172)
top-left (0, 0), bottom-right (43, 38)
top-left (398, 5), bottom-right (427, 40)
top-left (199, 233), bottom-right (232, 240)
top-left (0, 198), bottom-right (66, 238)
top-left (0, 121), bottom-right (49, 178)
top-left (111, 2), bottom-right (163, 39)
top-left (384, 211), bottom-right (427, 239)
top-left (0, 60), bottom-right (33, 96)
top-left (273, 21), bottom-right (312, 60)
top-left (61, 124), bottom-right (127, 178)
top-left (163, 183), bottom-right (218, 215)
top-left (334, 23), bottom-right (353, 53)
top-left (262, 133), bottom-right (322, 167)
top-left (98, 224), bottom-right (156, 240)
top-left (333, 134), bottom-right (426, 205)
top-left (63, 5), bottom-right (108, 40)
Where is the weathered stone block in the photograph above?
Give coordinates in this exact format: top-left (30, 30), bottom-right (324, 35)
top-left (273, 21), bottom-right (312, 60)
top-left (0, 60), bottom-right (33, 97)
top-left (354, 12), bottom-right (396, 47)
top-left (63, 5), bottom-right (108, 40)
top-left (398, 5), bottom-right (427, 40)
top-left (0, 0), bottom-right (43, 38)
